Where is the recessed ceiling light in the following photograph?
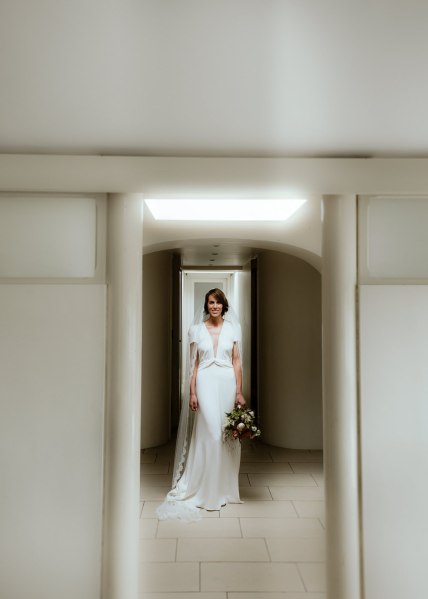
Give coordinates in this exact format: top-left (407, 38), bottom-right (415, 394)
top-left (144, 199), bottom-right (306, 221)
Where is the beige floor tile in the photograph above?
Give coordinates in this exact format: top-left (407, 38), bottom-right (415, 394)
top-left (177, 538), bottom-right (269, 561)
top-left (269, 487), bottom-right (324, 501)
top-left (298, 563), bottom-right (326, 592)
top-left (142, 501), bottom-right (219, 519)
top-left (248, 473), bottom-right (317, 487)
top-left (241, 441), bottom-right (271, 452)
top-left (139, 519), bottom-right (158, 539)
top-left (319, 516), bottom-right (326, 529)
top-left (141, 474), bottom-right (172, 487)
top-left (139, 562), bottom-right (199, 592)
top-left (239, 473), bottom-right (250, 486)
top-left (269, 448), bottom-right (317, 462)
top-left (140, 594), bottom-right (226, 599)
top-left (141, 486), bottom-right (169, 501)
top-left (142, 445), bottom-right (174, 455)
top-left (240, 448), bottom-right (262, 457)
top-left (311, 474), bottom-right (324, 487)
top-left (149, 455), bottom-right (174, 464)
top-left (227, 593), bottom-right (326, 599)
top-left (239, 486), bottom-right (272, 501)
top-left (240, 454), bottom-right (274, 463)
top-left (290, 462), bottom-right (324, 475)
top-left (140, 539), bottom-right (176, 562)
top-left (241, 517), bottom-right (325, 539)
top-left (240, 462), bottom-right (293, 473)
top-left (241, 449), bottom-right (273, 462)
top-left (141, 501), bottom-right (162, 519)
top-left (157, 517), bottom-right (242, 538)
top-left (220, 500), bottom-right (297, 518)
top-left (267, 537), bottom-right (326, 562)
top-left (293, 501), bottom-right (325, 518)
top-left (201, 562), bottom-right (304, 592)
top-left (140, 462), bottom-right (170, 474)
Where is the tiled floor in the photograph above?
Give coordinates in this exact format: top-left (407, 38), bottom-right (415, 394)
top-left (140, 439), bottom-right (326, 599)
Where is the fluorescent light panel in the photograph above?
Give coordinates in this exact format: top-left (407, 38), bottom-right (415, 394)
top-left (145, 199), bottom-right (306, 221)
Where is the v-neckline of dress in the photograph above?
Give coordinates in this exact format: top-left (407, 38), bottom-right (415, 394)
top-left (203, 320), bottom-right (224, 358)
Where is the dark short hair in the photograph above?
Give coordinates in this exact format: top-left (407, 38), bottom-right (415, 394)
top-left (204, 288), bottom-right (229, 316)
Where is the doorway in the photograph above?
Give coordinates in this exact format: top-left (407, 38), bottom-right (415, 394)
top-left (139, 201), bottom-right (325, 595)
top-left (178, 268), bottom-right (253, 427)
top-left (139, 247), bottom-right (326, 596)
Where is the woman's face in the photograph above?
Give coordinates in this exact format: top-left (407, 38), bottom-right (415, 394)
top-left (207, 294), bottom-right (223, 318)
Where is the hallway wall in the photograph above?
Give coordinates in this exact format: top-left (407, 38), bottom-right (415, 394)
top-left (141, 251), bottom-right (172, 448)
top-left (258, 250), bottom-right (323, 449)
top-left (231, 266), bottom-right (252, 400)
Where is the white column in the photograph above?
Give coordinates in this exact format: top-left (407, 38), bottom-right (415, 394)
top-left (102, 194), bottom-right (143, 599)
top-left (322, 196), bottom-right (361, 599)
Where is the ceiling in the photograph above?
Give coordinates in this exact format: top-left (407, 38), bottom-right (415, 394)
top-left (1, 1), bottom-right (428, 158)
top-left (142, 197), bottom-right (322, 270)
top-left (2, 2), bottom-right (425, 268)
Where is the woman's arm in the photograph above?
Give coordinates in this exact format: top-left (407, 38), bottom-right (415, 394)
top-left (232, 342), bottom-right (246, 407)
top-left (189, 350), bottom-right (199, 411)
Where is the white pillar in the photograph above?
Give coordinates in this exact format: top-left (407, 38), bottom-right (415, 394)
top-left (102, 194), bottom-right (143, 599)
top-left (322, 196), bottom-right (361, 599)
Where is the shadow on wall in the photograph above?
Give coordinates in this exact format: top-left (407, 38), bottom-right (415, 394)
top-left (141, 251), bottom-right (172, 449)
top-left (258, 250), bottom-right (322, 450)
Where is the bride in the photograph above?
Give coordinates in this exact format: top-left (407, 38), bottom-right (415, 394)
top-left (157, 288), bottom-right (246, 521)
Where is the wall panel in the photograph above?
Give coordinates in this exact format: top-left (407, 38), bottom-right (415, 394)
top-left (0, 285), bottom-right (106, 599)
top-left (359, 286), bottom-right (428, 599)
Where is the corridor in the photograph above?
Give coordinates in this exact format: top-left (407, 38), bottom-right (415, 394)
top-left (139, 439), bottom-right (326, 598)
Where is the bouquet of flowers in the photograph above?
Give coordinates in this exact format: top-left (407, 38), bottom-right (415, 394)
top-left (223, 405), bottom-right (261, 442)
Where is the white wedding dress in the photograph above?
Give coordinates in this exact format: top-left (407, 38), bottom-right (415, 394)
top-left (157, 319), bottom-right (242, 520)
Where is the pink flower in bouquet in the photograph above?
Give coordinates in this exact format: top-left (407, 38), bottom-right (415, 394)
top-left (237, 422), bottom-right (246, 431)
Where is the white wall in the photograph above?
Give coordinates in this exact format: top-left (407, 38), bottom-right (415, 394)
top-left (359, 286), bottom-right (428, 599)
top-left (141, 251), bottom-right (171, 448)
top-left (231, 266), bottom-right (251, 400)
top-left (0, 193), bottom-right (106, 282)
top-left (0, 285), bottom-right (106, 599)
top-left (0, 195), bottom-right (97, 277)
top-left (258, 250), bottom-right (322, 449)
top-left (0, 194), bottom-right (107, 599)
top-left (358, 197), bottom-right (428, 599)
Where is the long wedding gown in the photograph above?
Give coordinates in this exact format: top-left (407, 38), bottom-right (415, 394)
top-left (157, 319), bottom-right (242, 520)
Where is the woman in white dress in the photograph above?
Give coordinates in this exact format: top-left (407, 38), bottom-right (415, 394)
top-left (157, 288), bottom-right (246, 520)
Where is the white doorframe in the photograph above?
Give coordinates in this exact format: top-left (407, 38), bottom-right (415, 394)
top-left (182, 271), bottom-right (232, 332)
top-left (181, 271), bottom-right (233, 398)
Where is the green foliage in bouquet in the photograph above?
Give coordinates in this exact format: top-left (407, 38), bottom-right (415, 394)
top-left (223, 405), bottom-right (261, 442)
